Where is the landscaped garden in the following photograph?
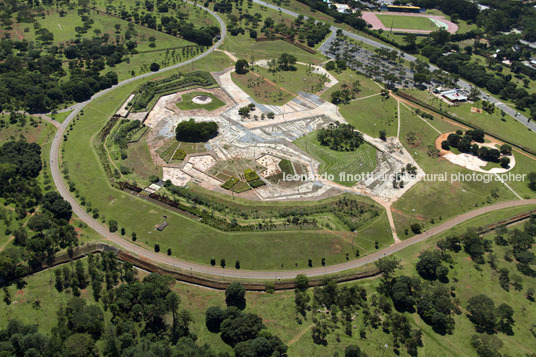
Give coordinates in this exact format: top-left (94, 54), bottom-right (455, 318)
top-left (176, 91), bottom-right (225, 111)
top-left (294, 130), bottom-right (377, 186)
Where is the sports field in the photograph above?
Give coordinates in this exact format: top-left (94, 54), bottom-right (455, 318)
top-left (376, 14), bottom-right (438, 31)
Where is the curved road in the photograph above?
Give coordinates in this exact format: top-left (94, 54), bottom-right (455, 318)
top-left (253, 0), bottom-right (536, 133)
top-left (50, 3), bottom-right (536, 281)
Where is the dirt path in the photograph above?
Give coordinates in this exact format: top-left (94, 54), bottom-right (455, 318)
top-left (0, 237), bottom-right (14, 253)
top-left (394, 95), bottom-right (536, 163)
top-left (397, 99), bottom-right (401, 139)
top-left (287, 324), bottom-right (314, 346)
top-left (215, 49), bottom-right (238, 62)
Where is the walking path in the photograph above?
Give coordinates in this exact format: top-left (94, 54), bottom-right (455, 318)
top-left (47, 1), bottom-right (536, 281)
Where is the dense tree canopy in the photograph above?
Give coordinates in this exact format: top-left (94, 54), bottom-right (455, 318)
top-left (175, 119), bottom-right (218, 142)
top-left (317, 123), bottom-right (364, 151)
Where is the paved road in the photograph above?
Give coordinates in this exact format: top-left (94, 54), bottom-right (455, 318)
top-left (253, 0), bottom-right (536, 133)
top-left (49, 2), bottom-right (536, 281)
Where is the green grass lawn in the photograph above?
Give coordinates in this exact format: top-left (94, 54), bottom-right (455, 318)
top-left (5, 205), bottom-right (535, 356)
top-left (224, 36), bottom-right (325, 65)
top-left (232, 63), bottom-right (327, 105)
top-left (253, 64), bottom-right (327, 95)
top-left (232, 70), bottom-right (294, 105)
top-left (176, 91), bottom-right (225, 111)
top-left (294, 131), bottom-right (377, 186)
top-left (320, 68), bottom-right (382, 102)
top-left (49, 111), bottom-right (72, 124)
top-left (339, 94), bottom-right (398, 138)
top-left (60, 54), bottom-right (393, 270)
top-left (376, 14), bottom-right (438, 31)
top-left (404, 89), bottom-right (536, 153)
top-left (93, 0), bottom-right (218, 28)
top-left (393, 104), bottom-right (518, 238)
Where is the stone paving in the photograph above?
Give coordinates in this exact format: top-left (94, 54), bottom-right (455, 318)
top-left (144, 69), bottom-right (424, 203)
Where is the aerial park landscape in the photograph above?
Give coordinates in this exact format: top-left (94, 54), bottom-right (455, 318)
top-left (1, 0), bottom-right (536, 355)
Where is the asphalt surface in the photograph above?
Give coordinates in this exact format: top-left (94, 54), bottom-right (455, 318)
top-left (49, 2), bottom-right (536, 281)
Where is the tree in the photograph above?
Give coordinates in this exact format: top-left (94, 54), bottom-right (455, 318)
top-left (379, 130), bottom-right (387, 141)
top-left (150, 62), bottom-right (160, 71)
top-left (277, 53), bottom-right (297, 71)
top-left (220, 312), bottom-right (264, 347)
top-left (416, 250), bottom-right (443, 280)
top-left (235, 59), bottom-right (249, 74)
top-left (527, 172), bottom-right (536, 191)
top-left (527, 287), bottom-right (535, 301)
top-left (463, 230), bottom-right (486, 263)
top-left (345, 344), bottom-right (367, 357)
top-left (225, 282), bottom-right (246, 310)
top-left (108, 220), bottom-right (118, 233)
top-left (166, 292), bottom-right (181, 343)
top-left (471, 334), bottom-right (503, 357)
top-left (62, 333), bottom-right (98, 357)
top-left (205, 306), bottom-right (225, 332)
top-left (295, 274), bottom-right (309, 292)
top-left (496, 303), bottom-right (514, 335)
top-left (376, 256), bottom-right (400, 280)
top-left (467, 294), bottom-right (497, 333)
top-left (500, 157), bottom-right (510, 168)
top-left (500, 144), bottom-right (512, 155)
top-left (28, 214), bottom-right (51, 233)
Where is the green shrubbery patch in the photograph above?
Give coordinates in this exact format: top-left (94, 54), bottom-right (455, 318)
top-left (221, 177), bottom-right (239, 190)
top-left (248, 178), bottom-right (266, 188)
top-left (172, 149), bottom-right (187, 161)
top-left (131, 71), bottom-right (216, 112)
top-left (231, 181), bottom-right (251, 193)
top-left (243, 168), bottom-right (260, 182)
top-left (278, 159), bottom-right (295, 175)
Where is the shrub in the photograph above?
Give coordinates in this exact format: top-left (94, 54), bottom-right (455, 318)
top-left (410, 223), bottom-right (422, 234)
top-left (108, 220), bottom-right (118, 232)
top-left (150, 62), bottom-right (160, 71)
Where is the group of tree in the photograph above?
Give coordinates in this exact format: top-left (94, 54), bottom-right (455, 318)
top-left (294, 0), bottom-right (368, 32)
top-left (441, 129), bottom-right (511, 167)
top-left (2, 261), bottom-right (219, 356)
top-left (205, 282), bottom-right (288, 356)
top-left (467, 294), bottom-right (515, 335)
top-left (0, 32), bottom-right (120, 112)
top-left (175, 118), bottom-right (219, 142)
top-left (267, 53), bottom-right (297, 72)
top-left (376, 256), bottom-right (457, 337)
top-left (317, 122), bottom-right (364, 151)
top-left (0, 141), bottom-right (77, 282)
top-left (292, 271), bottom-right (422, 355)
